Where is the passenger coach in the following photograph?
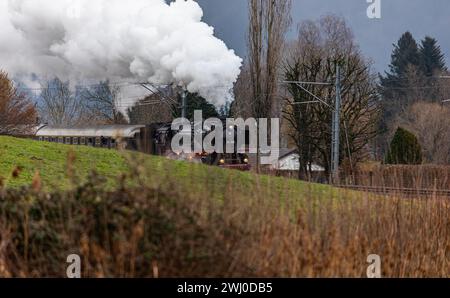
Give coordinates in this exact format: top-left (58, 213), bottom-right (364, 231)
top-left (35, 125), bottom-right (150, 151)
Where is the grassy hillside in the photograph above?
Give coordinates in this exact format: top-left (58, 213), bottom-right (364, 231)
top-left (0, 136), bottom-right (130, 189)
top-left (0, 136), bottom-right (333, 199)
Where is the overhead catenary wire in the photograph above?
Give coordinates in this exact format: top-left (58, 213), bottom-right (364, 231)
top-left (378, 75), bottom-right (450, 82)
top-left (13, 71), bottom-right (450, 111)
top-left (379, 85), bottom-right (450, 91)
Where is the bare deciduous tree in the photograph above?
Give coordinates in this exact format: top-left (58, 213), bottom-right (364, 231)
top-left (247, 0), bottom-right (292, 119)
top-left (232, 64), bottom-right (254, 118)
top-left (39, 78), bottom-right (83, 126)
top-left (245, 0), bottom-right (292, 170)
top-left (283, 15), bottom-right (380, 178)
top-left (127, 85), bottom-right (177, 125)
top-left (0, 71), bottom-right (37, 135)
top-left (80, 81), bottom-right (127, 124)
top-left (397, 101), bottom-right (450, 164)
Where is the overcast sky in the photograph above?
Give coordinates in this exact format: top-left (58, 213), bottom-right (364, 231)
top-left (197, 0), bottom-right (450, 73)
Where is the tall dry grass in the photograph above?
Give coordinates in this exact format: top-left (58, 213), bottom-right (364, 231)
top-left (0, 155), bottom-right (448, 277)
top-left (343, 165), bottom-right (450, 190)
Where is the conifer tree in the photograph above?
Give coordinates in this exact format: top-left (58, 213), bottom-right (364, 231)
top-left (419, 36), bottom-right (447, 77)
top-left (383, 31), bottom-right (420, 83)
top-left (385, 127), bottom-right (423, 165)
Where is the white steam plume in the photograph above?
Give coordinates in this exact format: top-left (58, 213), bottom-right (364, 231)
top-left (0, 0), bottom-right (242, 107)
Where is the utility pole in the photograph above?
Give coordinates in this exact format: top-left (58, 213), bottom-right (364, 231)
top-left (181, 88), bottom-right (187, 119)
top-left (331, 64), bottom-right (342, 184)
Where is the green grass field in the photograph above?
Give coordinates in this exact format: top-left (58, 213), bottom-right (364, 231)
top-left (0, 136), bottom-right (131, 189)
top-left (0, 136), bottom-right (335, 199)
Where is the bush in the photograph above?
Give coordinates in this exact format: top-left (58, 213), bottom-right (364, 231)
top-left (386, 127), bottom-right (423, 165)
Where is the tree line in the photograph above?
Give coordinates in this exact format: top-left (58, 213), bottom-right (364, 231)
top-left (232, 1), bottom-right (449, 177)
top-left (379, 32), bottom-right (449, 165)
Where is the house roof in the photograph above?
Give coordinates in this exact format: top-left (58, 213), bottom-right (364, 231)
top-left (278, 148), bottom-right (298, 160)
top-left (277, 148), bottom-right (325, 172)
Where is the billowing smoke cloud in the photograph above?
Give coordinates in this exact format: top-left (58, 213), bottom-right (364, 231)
top-left (0, 0), bottom-right (242, 107)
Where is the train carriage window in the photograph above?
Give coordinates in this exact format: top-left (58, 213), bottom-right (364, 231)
top-left (73, 137), bottom-right (78, 145)
top-left (58, 137), bottom-right (64, 143)
top-left (80, 137), bottom-right (86, 145)
top-left (95, 137), bottom-right (101, 146)
top-left (87, 138), bottom-right (93, 146)
top-left (65, 137), bottom-right (71, 145)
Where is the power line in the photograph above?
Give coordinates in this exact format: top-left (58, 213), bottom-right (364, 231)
top-left (380, 85), bottom-right (450, 91)
top-left (283, 80), bottom-right (333, 86)
top-left (378, 74), bottom-right (450, 82)
top-left (281, 81), bottom-right (331, 108)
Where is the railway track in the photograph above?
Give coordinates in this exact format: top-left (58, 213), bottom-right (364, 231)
top-left (338, 185), bottom-right (450, 198)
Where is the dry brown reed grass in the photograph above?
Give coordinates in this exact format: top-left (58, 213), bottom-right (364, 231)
top-left (0, 154), bottom-right (448, 278)
top-left (344, 164), bottom-right (450, 190)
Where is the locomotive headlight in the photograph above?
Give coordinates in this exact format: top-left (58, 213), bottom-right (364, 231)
top-left (219, 159), bottom-right (225, 165)
top-left (244, 158), bottom-right (249, 164)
